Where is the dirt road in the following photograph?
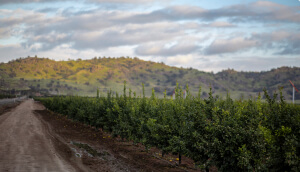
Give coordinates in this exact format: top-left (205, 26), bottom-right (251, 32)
top-left (0, 99), bottom-right (75, 172)
top-left (0, 99), bottom-right (201, 172)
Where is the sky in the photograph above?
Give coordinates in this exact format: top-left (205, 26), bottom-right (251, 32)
top-left (0, 0), bottom-right (299, 72)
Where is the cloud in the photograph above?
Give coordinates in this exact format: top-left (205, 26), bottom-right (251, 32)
top-left (37, 7), bottom-right (60, 13)
top-left (88, 0), bottom-right (158, 3)
top-left (205, 37), bottom-right (257, 55)
top-left (0, 0), bottom-right (59, 5)
top-left (22, 32), bottom-right (71, 51)
top-left (206, 56), bottom-right (300, 72)
top-left (117, 1), bottom-right (300, 24)
top-left (0, 0), bottom-right (299, 73)
top-left (0, 9), bottom-right (66, 50)
top-left (153, 55), bottom-right (300, 73)
top-left (0, 28), bottom-right (10, 39)
top-left (0, 9), bottom-right (57, 41)
top-left (1, 1), bottom-right (300, 24)
top-left (0, 9), bottom-right (46, 28)
top-left (135, 40), bottom-right (200, 56)
top-left (278, 35), bottom-right (300, 55)
top-left (208, 21), bottom-right (235, 28)
top-left (0, 44), bottom-right (30, 62)
top-left (118, 6), bottom-right (206, 24)
top-left (0, 0), bottom-right (163, 5)
top-left (71, 22), bottom-right (188, 50)
top-left (202, 1), bottom-right (300, 23)
top-left (16, 6), bottom-right (197, 51)
top-left (165, 55), bottom-right (196, 67)
top-left (204, 30), bottom-right (300, 55)
top-left (252, 31), bottom-right (300, 55)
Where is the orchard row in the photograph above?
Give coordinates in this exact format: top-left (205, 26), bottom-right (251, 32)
top-left (36, 83), bottom-right (300, 171)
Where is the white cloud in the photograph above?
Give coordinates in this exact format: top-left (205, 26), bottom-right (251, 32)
top-left (203, 56), bottom-right (300, 72)
top-left (89, 0), bottom-right (159, 3)
top-left (166, 55), bottom-right (196, 66)
top-left (252, 31), bottom-right (300, 55)
top-left (0, 0), bottom-right (166, 5)
top-left (205, 37), bottom-right (257, 55)
top-left (0, 1), bottom-right (299, 72)
top-left (0, 28), bottom-right (10, 39)
top-left (0, 44), bottom-right (30, 62)
top-left (208, 21), bottom-right (235, 28)
top-left (135, 39), bottom-right (200, 56)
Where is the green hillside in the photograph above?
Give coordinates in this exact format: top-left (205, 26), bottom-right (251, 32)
top-left (0, 57), bottom-right (299, 101)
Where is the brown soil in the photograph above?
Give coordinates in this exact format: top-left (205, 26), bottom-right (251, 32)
top-left (0, 99), bottom-right (206, 172)
top-left (35, 102), bottom-right (205, 172)
top-left (0, 99), bottom-right (76, 171)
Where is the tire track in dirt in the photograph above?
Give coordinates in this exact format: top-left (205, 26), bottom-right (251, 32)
top-left (0, 99), bottom-right (76, 172)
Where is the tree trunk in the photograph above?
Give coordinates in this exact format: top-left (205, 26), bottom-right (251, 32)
top-left (179, 153), bottom-right (182, 165)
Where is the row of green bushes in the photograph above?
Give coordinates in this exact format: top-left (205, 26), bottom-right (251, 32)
top-left (36, 83), bottom-right (300, 171)
top-left (0, 94), bottom-right (15, 99)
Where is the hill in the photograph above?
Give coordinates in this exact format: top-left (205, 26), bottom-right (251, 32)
top-left (0, 57), bottom-right (299, 101)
